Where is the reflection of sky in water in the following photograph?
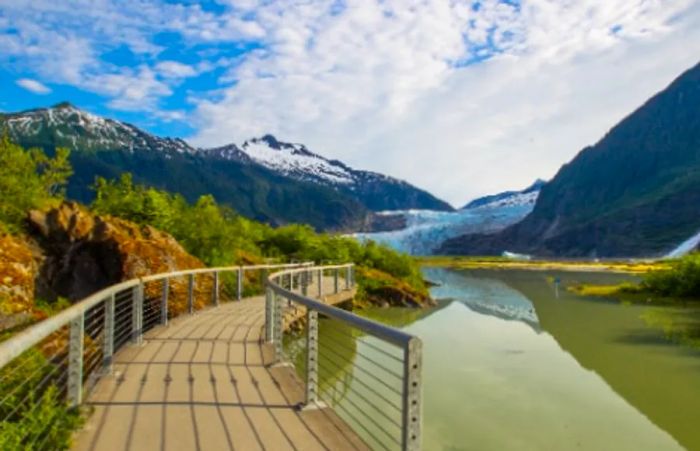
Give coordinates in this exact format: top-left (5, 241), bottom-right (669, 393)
top-left (423, 267), bottom-right (540, 329)
top-left (393, 268), bottom-right (685, 451)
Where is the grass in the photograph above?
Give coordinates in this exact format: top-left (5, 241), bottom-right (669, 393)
top-left (417, 255), bottom-right (669, 274)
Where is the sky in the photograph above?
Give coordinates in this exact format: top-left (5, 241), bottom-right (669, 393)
top-left (2, 0), bottom-right (700, 207)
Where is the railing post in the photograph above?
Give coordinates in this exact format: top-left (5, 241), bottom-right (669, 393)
top-left (334, 268), bottom-right (339, 294)
top-left (265, 287), bottom-right (273, 343)
top-left (68, 313), bottom-right (84, 407)
top-left (237, 267), bottom-right (243, 301)
top-left (188, 274), bottom-right (195, 314)
top-left (402, 337), bottom-right (423, 451)
top-left (273, 292), bottom-right (284, 362)
top-left (161, 278), bottom-right (169, 326)
top-left (345, 265), bottom-right (351, 290)
top-left (317, 269), bottom-right (323, 298)
top-left (103, 294), bottom-right (115, 374)
top-left (261, 268), bottom-right (268, 293)
top-left (213, 271), bottom-right (220, 306)
top-left (301, 269), bottom-right (308, 296)
top-left (305, 309), bottom-right (319, 406)
top-left (132, 283), bottom-right (143, 345)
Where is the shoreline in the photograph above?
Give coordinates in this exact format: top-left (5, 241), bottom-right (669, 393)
top-left (417, 256), bottom-right (668, 274)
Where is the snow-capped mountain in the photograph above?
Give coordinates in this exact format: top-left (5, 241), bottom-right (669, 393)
top-left (208, 135), bottom-right (355, 185)
top-left (5, 102), bottom-right (192, 155)
top-left (3, 102), bottom-right (452, 229)
top-left (462, 179), bottom-right (545, 209)
top-left (205, 134), bottom-right (454, 212)
top-left (354, 180), bottom-right (544, 255)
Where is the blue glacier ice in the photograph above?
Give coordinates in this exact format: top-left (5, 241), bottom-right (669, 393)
top-left (354, 185), bottom-right (540, 255)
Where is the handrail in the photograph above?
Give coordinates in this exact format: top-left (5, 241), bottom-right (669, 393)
top-left (0, 261), bottom-right (422, 450)
top-left (268, 266), bottom-right (414, 347)
top-left (265, 264), bottom-right (423, 451)
top-left (0, 262), bottom-right (312, 370)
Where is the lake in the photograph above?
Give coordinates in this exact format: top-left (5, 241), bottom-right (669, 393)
top-left (288, 268), bottom-right (700, 450)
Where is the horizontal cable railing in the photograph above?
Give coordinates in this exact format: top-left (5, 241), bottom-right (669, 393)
top-left (0, 262), bottom-right (311, 450)
top-left (266, 265), bottom-right (423, 451)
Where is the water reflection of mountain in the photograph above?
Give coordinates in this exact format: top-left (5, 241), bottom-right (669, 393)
top-left (423, 267), bottom-right (541, 331)
top-left (456, 268), bottom-right (700, 451)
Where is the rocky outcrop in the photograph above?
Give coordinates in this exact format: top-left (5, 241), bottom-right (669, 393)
top-left (26, 201), bottom-right (212, 316)
top-left (0, 234), bottom-right (40, 331)
top-left (356, 267), bottom-right (435, 308)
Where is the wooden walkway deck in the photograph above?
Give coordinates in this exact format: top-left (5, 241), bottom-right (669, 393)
top-left (74, 278), bottom-right (368, 451)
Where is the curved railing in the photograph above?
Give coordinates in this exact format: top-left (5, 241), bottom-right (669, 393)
top-left (266, 265), bottom-right (423, 451)
top-left (0, 262), bottom-right (423, 451)
top-left (0, 262), bottom-right (310, 448)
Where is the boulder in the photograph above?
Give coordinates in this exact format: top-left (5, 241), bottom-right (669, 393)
top-left (28, 201), bottom-right (213, 316)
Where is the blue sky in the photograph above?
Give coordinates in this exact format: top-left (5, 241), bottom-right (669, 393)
top-left (2, 0), bottom-right (700, 205)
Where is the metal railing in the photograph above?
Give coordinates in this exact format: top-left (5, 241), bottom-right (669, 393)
top-left (0, 262), bottom-right (310, 449)
top-left (0, 261), bottom-right (423, 450)
top-left (266, 264), bottom-right (423, 451)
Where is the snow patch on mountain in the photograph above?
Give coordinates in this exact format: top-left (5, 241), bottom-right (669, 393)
top-left (240, 136), bottom-right (354, 185)
top-left (5, 102), bottom-right (193, 154)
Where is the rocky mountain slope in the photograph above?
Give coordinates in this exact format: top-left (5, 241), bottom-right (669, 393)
top-left (2, 104), bottom-right (450, 231)
top-left (463, 179), bottom-right (545, 209)
top-left (355, 180), bottom-right (543, 255)
top-left (439, 61), bottom-right (700, 257)
top-left (207, 134), bottom-right (453, 212)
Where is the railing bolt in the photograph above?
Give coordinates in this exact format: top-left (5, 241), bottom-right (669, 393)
top-left (103, 294), bottom-right (115, 374)
top-left (213, 271), bottom-right (220, 306)
top-left (305, 309), bottom-right (319, 406)
top-left (161, 278), bottom-right (169, 326)
top-left (237, 267), bottom-right (243, 301)
top-left (132, 283), bottom-right (144, 345)
top-left (403, 337), bottom-right (423, 450)
top-left (318, 269), bottom-right (323, 297)
top-left (68, 313), bottom-right (84, 407)
top-left (188, 274), bottom-right (195, 314)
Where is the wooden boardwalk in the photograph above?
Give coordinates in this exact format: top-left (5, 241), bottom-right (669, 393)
top-left (74, 278), bottom-right (368, 451)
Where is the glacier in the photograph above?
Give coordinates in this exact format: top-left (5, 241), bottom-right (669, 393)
top-left (354, 188), bottom-right (539, 255)
top-left (665, 228), bottom-right (700, 258)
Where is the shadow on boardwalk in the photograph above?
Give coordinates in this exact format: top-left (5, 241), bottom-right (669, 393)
top-left (74, 294), bottom-right (368, 451)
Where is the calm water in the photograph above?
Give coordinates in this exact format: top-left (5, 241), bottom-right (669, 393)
top-left (289, 268), bottom-right (700, 450)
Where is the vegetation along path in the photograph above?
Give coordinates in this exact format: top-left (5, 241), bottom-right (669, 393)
top-left (74, 275), bottom-right (367, 451)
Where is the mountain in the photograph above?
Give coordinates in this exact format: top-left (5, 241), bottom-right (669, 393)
top-left (439, 61), bottom-right (700, 258)
top-left (206, 134), bottom-right (453, 212)
top-left (354, 180), bottom-right (543, 255)
top-left (462, 179), bottom-right (545, 209)
top-left (2, 103), bottom-right (451, 230)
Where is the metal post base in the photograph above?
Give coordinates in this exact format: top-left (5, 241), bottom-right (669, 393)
top-left (298, 400), bottom-right (328, 411)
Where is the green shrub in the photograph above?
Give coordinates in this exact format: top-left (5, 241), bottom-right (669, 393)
top-left (0, 134), bottom-right (72, 232)
top-left (642, 253), bottom-right (700, 298)
top-left (91, 175), bottom-right (429, 301)
top-left (0, 349), bottom-right (82, 450)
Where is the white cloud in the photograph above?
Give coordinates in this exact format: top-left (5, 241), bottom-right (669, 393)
top-left (3, 1), bottom-right (700, 207)
top-left (156, 60), bottom-right (198, 79)
top-left (0, 0), bottom-right (262, 114)
top-left (190, 0), bottom-right (700, 206)
top-left (15, 78), bottom-right (51, 94)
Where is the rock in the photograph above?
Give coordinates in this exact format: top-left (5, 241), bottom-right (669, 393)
top-left (0, 234), bottom-right (40, 331)
top-left (27, 201), bottom-right (212, 316)
top-left (356, 267), bottom-right (435, 308)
